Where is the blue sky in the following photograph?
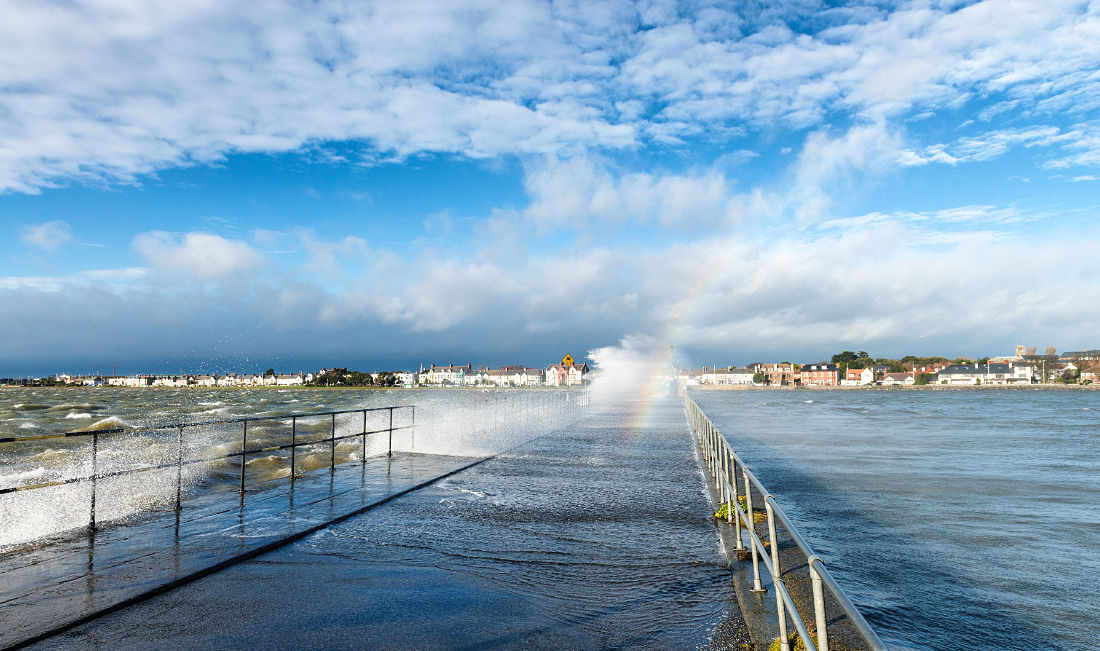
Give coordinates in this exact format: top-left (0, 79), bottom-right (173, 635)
top-left (2, 0), bottom-right (1099, 375)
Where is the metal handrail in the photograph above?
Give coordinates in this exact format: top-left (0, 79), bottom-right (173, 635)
top-left (1, 405), bottom-right (416, 530)
top-left (0, 406), bottom-right (403, 444)
top-left (3, 389), bottom-right (593, 537)
top-left (685, 393), bottom-right (886, 651)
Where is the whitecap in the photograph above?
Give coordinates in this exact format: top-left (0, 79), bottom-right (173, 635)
top-left (79, 416), bottom-right (133, 432)
top-left (65, 412), bottom-right (92, 419)
top-left (19, 422), bottom-right (37, 429)
top-left (804, 400), bottom-right (815, 403)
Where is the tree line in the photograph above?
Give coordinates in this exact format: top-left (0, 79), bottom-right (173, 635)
top-left (307, 368), bottom-right (400, 387)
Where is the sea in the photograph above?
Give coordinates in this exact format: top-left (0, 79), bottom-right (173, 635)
top-left (2, 386), bottom-right (1098, 650)
top-left (692, 387), bottom-right (1100, 651)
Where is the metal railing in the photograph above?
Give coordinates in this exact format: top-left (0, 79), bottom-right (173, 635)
top-left (685, 394), bottom-right (886, 651)
top-left (0, 405), bottom-right (414, 531)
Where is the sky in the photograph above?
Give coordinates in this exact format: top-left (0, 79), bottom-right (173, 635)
top-left (2, 0), bottom-right (1100, 376)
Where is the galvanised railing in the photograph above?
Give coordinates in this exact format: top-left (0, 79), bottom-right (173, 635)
top-left (0, 405), bottom-right (414, 531)
top-left (685, 394), bottom-right (886, 651)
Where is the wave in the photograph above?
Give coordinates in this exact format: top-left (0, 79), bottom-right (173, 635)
top-left (65, 412), bottom-right (93, 419)
top-left (12, 403), bottom-right (49, 411)
top-left (74, 416), bottom-right (133, 432)
top-left (49, 403), bottom-right (105, 411)
top-left (19, 422), bottom-right (38, 429)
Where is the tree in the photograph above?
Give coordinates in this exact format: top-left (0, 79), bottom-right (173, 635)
top-left (848, 351), bottom-right (872, 369)
top-left (1045, 346), bottom-right (1057, 356)
top-left (264, 368), bottom-right (275, 377)
top-left (915, 373), bottom-right (934, 386)
top-left (752, 372), bottom-right (765, 384)
top-left (831, 351), bottom-right (859, 365)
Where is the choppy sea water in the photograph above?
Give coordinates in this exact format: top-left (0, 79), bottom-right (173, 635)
top-left (693, 388), bottom-right (1100, 651)
top-left (0, 387), bottom-right (580, 548)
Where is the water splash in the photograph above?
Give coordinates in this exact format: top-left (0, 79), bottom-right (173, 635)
top-left (587, 334), bottom-right (674, 429)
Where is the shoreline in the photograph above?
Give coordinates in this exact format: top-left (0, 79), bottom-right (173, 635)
top-left (692, 383), bottom-right (1098, 391)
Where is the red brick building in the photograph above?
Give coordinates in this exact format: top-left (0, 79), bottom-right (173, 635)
top-left (800, 363), bottom-right (839, 386)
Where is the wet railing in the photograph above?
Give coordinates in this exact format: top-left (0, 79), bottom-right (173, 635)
top-left (0, 405), bottom-right (414, 531)
top-left (685, 394), bottom-right (886, 651)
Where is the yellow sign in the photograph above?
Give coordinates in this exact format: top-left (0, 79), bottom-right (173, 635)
top-left (562, 354), bottom-right (575, 367)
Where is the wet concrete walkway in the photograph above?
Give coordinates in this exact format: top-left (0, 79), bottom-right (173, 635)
top-left (1, 454), bottom-right (482, 649)
top-left (6, 398), bottom-right (750, 650)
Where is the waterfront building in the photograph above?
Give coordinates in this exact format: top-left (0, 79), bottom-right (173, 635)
top-left (801, 363), bottom-right (839, 386)
top-left (1080, 365), bottom-right (1099, 383)
top-left (107, 375), bottom-right (154, 387)
top-left (699, 366), bottom-right (755, 385)
top-left (545, 361), bottom-right (589, 386)
top-left (881, 372), bottom-right (915, 386)
top-left (750, 363), bottom-right (797, 386)
top-left (419, 364), bottom-right (473, 386)
top-left (936, 363), bottom-right (1033, 385)
top-left (274, 374), bottom-right (304, 386)
top-left (842, 367), bottom-right (874, 385)
top-left (676, 368), bottom-right (703, 386)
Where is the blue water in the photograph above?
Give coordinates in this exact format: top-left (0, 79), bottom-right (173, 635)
top-left (693, 388), bottom-right (1100, 651)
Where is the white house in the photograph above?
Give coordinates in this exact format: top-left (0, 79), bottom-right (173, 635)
top-left (936, 363), bottom-right (1033, 385)
top-left (842, 367), bottom-right (875, 386)
top-left (275, 374), bottom-right (304, 386)
top-left (420, 364), bottom-right (472, 386)
top-left (880, 372), bottom-right (915, 386)
top-left (699, 366), bottom-right (755, 385)
top-left (545, 362), bottom-right (589, 386)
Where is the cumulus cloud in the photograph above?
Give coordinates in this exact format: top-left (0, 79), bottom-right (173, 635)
top-left (19, 221), bottom-right (73, 251)
top-left (132, 231), bottom-right (262, 282)
top-left (4, 201), bottom-right (1098, 374)
top-left (2, 1), bottom-right (1100, 193)
top-left (521, 156), bottom-right (778, 233)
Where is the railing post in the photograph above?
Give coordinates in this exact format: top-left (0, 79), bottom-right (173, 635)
top-left (767, 499), bottom-right (790, 651)
top-left (729, 448), bottom-right (743, 549)
top-left (175, 426), bottom-right (183, 511)
top-left (240, 420), bottom-right (247, 493)
top-left (330, 412), bottom-right (336, 471)
top-left (89, 431), bottom-right (98, 531)
top-left (387, 407), bottom-right (393, 457)
top-left (723, 445), bottom-right (733, 526)
top-left (362, 409), bottom-right (367, 464)
top-left (744, 467), bottom-right (764, 592)
top-left (410, 405), bottom-right (415, 450)
top-left (291, 416), bottom-right (297, 481)
top-left (809, 557), bottom-right (829, 651)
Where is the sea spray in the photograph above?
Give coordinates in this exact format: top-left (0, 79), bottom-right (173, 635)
top-left (1, 388), bottom-right (588, 549)
top-left (587, 334), bottom-right (675, 405)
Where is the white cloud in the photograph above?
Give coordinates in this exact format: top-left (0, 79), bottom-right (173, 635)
top-left (132, 231), bottom-right (262, 282)
top-left (4, 199), bottom-right (1098, 372)
top-left (792, 121), bottom-right (905, 222)
top-left (19, 221), bottom-right (73, 251)
top-left (2, 1), bottom-right (1099, 192)
top-left (521, 156), bottom-right (774, 232)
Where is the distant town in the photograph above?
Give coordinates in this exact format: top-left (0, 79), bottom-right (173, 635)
top-left (678, 346), bottom-right (1100, 387)
top-left (0, 360), bottom-right (591, 389)
top-left (5, 345), bottom-right (1100, 389)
